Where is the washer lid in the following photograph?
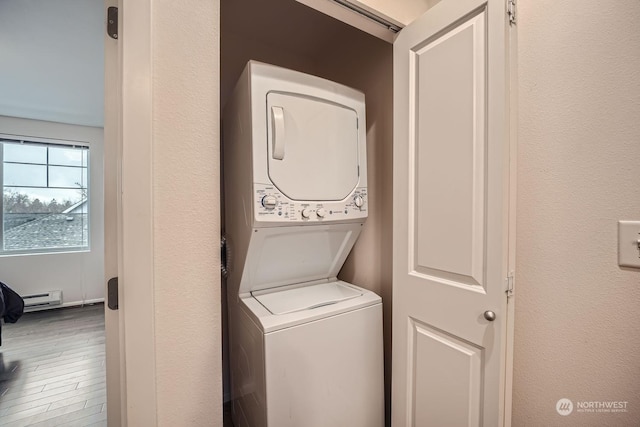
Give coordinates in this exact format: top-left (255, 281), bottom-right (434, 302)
top-left (252, 282), bottom-right (363, 315)
top-left (266, 92), bottom-right (360, 201)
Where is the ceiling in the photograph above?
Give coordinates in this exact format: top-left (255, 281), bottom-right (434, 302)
top-left (0, 0), bottom-right (104, 128)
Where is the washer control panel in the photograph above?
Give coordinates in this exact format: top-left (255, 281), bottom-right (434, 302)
top-left (254, 183), bottom-right (367, 223)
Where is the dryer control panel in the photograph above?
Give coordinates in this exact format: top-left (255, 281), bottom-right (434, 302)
top-left (254, 183), bottom-right (367, 224)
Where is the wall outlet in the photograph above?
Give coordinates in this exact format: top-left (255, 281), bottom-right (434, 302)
top-left (618, 221), bottom-right (640, 269)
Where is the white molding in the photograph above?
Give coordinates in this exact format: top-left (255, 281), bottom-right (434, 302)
top-left (103, 1), bottom-right (125, 425)
top-left (295, 0), bottom-right (400, 43)
top-left (503, 10), bottom-right (518, 427)
top-left (119, 0), bottom-right (158, 425)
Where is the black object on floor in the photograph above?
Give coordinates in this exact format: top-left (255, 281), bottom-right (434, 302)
top-left (0, 281), bottom-right (25, 346)
top-left (0, 303), bottom-right (106, 426)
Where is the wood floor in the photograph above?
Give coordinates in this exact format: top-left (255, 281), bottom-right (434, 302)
top-left (0, 304), bottom-right (106, 426)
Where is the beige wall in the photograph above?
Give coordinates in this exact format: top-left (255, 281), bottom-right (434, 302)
top-left (513, 1), bottom-right (640, 425)
top-left (151, 1), bottom-right (222, 425)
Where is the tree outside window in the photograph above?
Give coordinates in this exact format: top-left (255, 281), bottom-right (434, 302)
top-left (1, 139), bottom-right (89, 253)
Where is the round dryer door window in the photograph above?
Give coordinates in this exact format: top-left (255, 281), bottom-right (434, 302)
top-left (266, 92), bottom-right (360, 201)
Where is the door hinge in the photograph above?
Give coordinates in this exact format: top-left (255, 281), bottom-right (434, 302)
top-left (507, 0), bottom-right (516, 26)
top-left (107, 277), bottom-right (119, 310)
top-left (506, 271), bottom-right (515, 299)
top-left (107, 7), bottom-right (118, 39)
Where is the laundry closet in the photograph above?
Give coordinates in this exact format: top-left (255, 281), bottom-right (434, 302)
top-left (220, 0), bottom-right (395, 419)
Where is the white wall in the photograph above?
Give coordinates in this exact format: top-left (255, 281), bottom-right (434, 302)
top-left (0, 0), bottom-right (104, 127)
top-left (0, 116), bottom-right (104, 306)
top-left (514, 1), bottom-right (640, 425)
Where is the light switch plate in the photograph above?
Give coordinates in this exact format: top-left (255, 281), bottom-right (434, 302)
top-left (618, 221), bottom-right (640, 269)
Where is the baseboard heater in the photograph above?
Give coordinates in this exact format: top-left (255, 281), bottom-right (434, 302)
top-left (23, 290), bottom-right (63, 312)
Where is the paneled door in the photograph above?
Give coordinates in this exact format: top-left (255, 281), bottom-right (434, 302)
top-left (392, 0), bottom-right (515, 426)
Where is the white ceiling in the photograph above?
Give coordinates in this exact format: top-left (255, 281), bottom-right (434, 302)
top-left (0, 0), bottom-right (104, 127)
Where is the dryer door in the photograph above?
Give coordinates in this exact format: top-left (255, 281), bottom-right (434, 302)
top-left (266, 92), bottom-right (360, 201)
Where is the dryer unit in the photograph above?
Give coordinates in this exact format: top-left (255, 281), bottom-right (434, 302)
top-left (223, 61), bottom-right (384, 427)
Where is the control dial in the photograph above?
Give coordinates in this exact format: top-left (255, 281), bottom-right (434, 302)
top-left (301, 208), bottom-right (311, 219)
top-left (354, 195), bottom-right (364, 208)
top-left (261, 195), bottom-right (277, 210)
top-left (316, 208), bottom-right (326, 218)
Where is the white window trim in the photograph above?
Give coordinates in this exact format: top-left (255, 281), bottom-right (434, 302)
top-left (0, 134), bottom-right (91, 256)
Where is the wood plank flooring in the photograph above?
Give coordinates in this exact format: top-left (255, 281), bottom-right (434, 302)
top-left (0, 304), bottom-right (106, 426)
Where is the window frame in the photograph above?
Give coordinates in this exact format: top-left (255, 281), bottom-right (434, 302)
top-left (0, 134), bottom-right (91, 256)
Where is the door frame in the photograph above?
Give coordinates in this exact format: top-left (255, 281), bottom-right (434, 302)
top-left (104, 0), bottom-right (158, 425)
top-left (103, 0), bottom-right (125, 425)
top-left (117, 1), bottom-right (159, 424)
top-left (503, 12), bottom-right (518, 425)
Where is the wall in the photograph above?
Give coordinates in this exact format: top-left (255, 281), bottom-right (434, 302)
top-left (151, 1), bottom-right (222, 425)
top-left (514, 1), bottom-right (640, 425)
top-left (0, 116), bottom-right (104, 306)
top-left (0, 0), bottom-right (104, 127)
top-left (220, 0), bottom-right (351, 107)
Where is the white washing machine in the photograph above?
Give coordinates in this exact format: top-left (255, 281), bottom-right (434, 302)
top-left (222, 61), bottom-right (383, 427)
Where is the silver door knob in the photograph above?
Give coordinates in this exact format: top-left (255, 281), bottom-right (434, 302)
top-left (484, 310), bottom-right (496, 321)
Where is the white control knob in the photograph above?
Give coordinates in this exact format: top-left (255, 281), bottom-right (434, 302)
top-left (316, 208), bottom-right (326, 218)
top-left (261, 195), bottom-right (277, 210)
top-left (301, 208), bottom-right (311, 219)
top-left (354, 195), bottom-right (364, 208)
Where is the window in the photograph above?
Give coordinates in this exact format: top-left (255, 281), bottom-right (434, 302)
top-left (1, 139), bottom-right (89, 254)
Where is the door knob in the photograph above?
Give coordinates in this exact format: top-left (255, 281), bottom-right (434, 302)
top-left (484, 310), bottom-right (496, 321)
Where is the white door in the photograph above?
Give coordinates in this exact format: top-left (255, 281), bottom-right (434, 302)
top-left (392, 0), bottom-right (515, 426)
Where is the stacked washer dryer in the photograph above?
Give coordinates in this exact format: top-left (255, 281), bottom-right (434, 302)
top-left (222, 61), bottom-right (383, 427)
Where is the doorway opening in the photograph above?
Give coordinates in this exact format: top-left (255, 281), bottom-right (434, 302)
top-left (0, 0), bottom-right (108, 425)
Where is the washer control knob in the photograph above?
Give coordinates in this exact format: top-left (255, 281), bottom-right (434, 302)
top-left (301, 208), bottom-right (311, 219)
top-left (261, 195), bottom-right (277, 210)
top-left (316, 208), bottom-right (326, 218)
top-left (354, 195), bottom-right (364, 208)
